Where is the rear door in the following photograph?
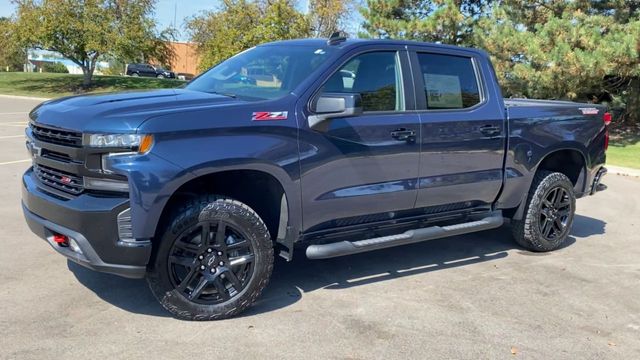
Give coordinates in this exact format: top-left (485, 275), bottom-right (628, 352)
top-left (297, 46), bottom-right (421, 232)
top-left (409, 48), bottom-right (506, 209)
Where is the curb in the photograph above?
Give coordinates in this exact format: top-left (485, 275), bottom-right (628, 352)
top-left (0, 94), bottom-right (51, 101)
top-left (607, 165), bottom-right (640, 178)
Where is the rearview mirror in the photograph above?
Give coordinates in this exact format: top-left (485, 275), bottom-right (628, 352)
top-left (308, 93), bottom-right (362, 129)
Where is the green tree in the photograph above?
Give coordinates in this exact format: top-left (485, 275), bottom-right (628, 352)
top-left (187, 0), bottom-right (311, 71)
top-left (109, 0), bottom-right (176, 67)
top-left (309, 0), bottom-right (356, 37)
top-left (359, 0), bottom-right (493, 45)
top-left (0, 17), bottom-right (27, 71)
top-left (475, 1), bottom-right (640, 122)
top-left (13, 0), bottom-right (175, 86)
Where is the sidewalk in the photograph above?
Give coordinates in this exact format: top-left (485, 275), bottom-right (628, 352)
top-left (0, 94), bottom-right (50, 101)
top-left (607, 165), bottom-right (640, 177)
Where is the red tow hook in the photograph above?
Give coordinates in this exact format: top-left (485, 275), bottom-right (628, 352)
top-left (53, 234), bottom-right (69, 247)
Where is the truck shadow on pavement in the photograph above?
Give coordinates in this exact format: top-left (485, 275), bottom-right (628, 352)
top-left (68, 214), bottom-right (605, 319)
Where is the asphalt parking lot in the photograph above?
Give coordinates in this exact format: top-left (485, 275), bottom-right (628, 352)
top-left (0, 95), bottom-right (639, 359)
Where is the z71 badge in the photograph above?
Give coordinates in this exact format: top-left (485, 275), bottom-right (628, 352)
top-left (252, 111), bottom-right (288, 121)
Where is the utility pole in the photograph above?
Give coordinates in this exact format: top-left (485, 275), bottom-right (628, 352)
top-left (173, 1), bottom-right (177, 29)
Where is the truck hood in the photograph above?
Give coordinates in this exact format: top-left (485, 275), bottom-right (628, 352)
top-left (30, 89), bottom-right (242, 133)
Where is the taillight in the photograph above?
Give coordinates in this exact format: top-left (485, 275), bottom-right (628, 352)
top-left (603, 112), bottom-right (611, 151)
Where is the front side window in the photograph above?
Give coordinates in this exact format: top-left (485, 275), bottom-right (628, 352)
top-left (187, 45), bottom-right (337, 101)
top-left (417, 53), bottom-right (481, 109)
top-left (321, 52), bottom-right (404, 112)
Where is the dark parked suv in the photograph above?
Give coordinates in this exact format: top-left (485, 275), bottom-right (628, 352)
top-left (125, 63), bottom-right (176, 79)
top-left (23, 35), bottom-right (609, 320)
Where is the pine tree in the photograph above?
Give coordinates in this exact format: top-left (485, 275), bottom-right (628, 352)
top-left (360, 0), bottom-right (493, 45)
top-left (475, 1), bottom-right (640, 123)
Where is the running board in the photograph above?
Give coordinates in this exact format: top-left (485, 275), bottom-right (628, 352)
top-left (305, 211), bottom-right (504, 259)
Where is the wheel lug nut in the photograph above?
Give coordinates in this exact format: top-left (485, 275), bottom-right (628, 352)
top-left (219, 261), bottom-right (224, 266)
top-left (207, 248), bottom-right (213, 253)
top-left (220, 274), bottom-right (225, 279)
top-left (198, 255), bottom-right (204, 260)
top-left (217, 251), bottom-right (223, 256)
top-left (200, 265), bottom-right (206, 270)
top-left (210, 268), bottom-right (216, 273)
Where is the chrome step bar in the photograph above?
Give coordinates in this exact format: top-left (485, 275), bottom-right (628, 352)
top-left (306, 211), bottom-right (504, 259)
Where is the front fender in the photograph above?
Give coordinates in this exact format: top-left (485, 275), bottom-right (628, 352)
top-left (109, 127), bottom-right (302, 241)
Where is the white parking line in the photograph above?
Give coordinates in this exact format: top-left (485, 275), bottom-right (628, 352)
top-left (0, 135), bottom-right (25, 139)
top-left (0, 112), bottom-right (28, 115)
top-left (0, 159), bottom-right (30, 166)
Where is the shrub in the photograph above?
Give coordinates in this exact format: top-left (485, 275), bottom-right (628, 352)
top-left (42, 62), bottom-right (69, 73)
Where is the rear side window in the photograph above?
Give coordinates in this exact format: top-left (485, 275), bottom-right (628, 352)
top-left (321, 52), bottom-right (404, 112)
top-left (417, 53), bottom-right (481, 109)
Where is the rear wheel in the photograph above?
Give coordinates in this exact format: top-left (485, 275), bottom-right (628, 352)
top-left (131, 72), bottom-right (139, 77)
top-left (147, 196), bottom-right (274, 320)
top-left (511, 171), bottom-right (576, 251)
top-left (156, 74), bottom-right (164, 79)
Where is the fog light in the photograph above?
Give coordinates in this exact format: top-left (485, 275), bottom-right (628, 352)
top-left (68, 238), bottom-right (83, 254)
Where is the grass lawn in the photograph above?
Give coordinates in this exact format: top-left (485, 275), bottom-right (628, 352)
top-left (608, 126), bottom-right (640, 169)
top-left (0, 72), bottom-right (184, 98)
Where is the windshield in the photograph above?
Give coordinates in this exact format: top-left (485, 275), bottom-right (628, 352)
top-left (186, 45), bottom-right (337, 100)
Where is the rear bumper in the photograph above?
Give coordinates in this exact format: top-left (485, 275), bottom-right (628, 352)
top-left (21, 168), bottom-right (150, 278)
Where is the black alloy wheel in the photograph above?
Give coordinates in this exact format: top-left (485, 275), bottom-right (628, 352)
top-left (538, 186), bottom-right (573, 241)
top-left (168, 220), bottom-right (255, 304)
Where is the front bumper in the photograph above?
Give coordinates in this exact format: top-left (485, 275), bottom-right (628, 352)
top-left (22, 168), bottom-right (151, 278)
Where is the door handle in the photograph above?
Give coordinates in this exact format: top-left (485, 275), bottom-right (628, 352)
top-left (479, 124), bottom-right (501, 137)
top-left (391, 128), bottom-right (416, 141)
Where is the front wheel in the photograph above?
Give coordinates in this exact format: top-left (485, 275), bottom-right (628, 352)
top-left (511, 171), bottom-right (576, 252)
top-left (156, 74), bottom-right (164, 79)
top-left (147, 196), bottom-right (274, 320)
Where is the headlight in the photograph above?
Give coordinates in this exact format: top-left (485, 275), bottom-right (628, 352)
top-left (87, 134), bottom-right (154, 153)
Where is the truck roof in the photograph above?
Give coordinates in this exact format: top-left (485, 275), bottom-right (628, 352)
top-left (261, 38), bottom-right (487, 56)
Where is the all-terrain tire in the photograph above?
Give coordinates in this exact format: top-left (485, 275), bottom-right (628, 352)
top-left (147, 195), bottom-right (274, 320)
top-left (511, 171), bottom-right (576, 252)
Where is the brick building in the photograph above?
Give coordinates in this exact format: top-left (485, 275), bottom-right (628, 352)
top-left (168, 42), bottom-right (201, 78)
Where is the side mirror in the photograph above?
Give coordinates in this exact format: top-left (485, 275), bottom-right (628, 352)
top-left (308, 93), bottom-right (363, 129)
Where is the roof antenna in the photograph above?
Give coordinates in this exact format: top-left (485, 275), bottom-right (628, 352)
top-left (327, 31), bottom-right (347, 45)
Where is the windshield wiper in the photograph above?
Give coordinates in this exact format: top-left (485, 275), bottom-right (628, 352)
top-left (207, 91), bottom-right (237, 98)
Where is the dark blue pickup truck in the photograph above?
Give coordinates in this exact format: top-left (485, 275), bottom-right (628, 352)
top-left (22, 36), bottom-right (609, 320)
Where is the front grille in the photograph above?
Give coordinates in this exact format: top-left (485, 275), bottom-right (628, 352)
top-left (41, 149), bottom-right (79, 164)
top-left (30, 123), bottom-right (82, 147)
top-left (33, 164), bottom-right (84, 195)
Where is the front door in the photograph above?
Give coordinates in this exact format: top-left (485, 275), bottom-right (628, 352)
top-left (298, 49), bottom-right (421, 232)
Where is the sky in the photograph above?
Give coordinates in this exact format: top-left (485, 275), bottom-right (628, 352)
top-left (1, 0), bottom-right (320, 41)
